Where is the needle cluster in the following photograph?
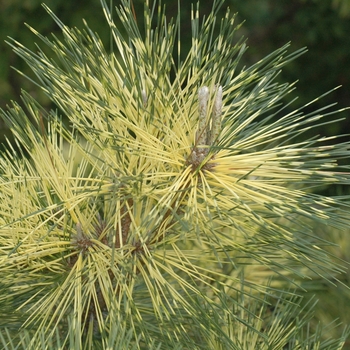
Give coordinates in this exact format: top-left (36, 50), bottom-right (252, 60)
top-left (0, 0), bottom-right (350, 348)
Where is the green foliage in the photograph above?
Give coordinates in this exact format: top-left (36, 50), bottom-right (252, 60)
top-left (0, 0), bottom-right (350, 348)
top-left (332, 0), bottom-right (350, 16)
top-left (2, 0), bottom-right (350, 146)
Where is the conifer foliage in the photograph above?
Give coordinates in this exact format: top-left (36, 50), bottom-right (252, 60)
top-left (0, 0), bottom-right (349, 348)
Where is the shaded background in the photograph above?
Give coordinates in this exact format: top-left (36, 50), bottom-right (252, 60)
top-left (1, 0), bottom-right (350, 346)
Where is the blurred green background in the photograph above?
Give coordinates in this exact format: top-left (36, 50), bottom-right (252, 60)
top-left (0, 0), bottom-right (350, 346)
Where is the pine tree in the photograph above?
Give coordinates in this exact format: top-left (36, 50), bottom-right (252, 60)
top-left (0, 0), bottom-right (349, 348)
